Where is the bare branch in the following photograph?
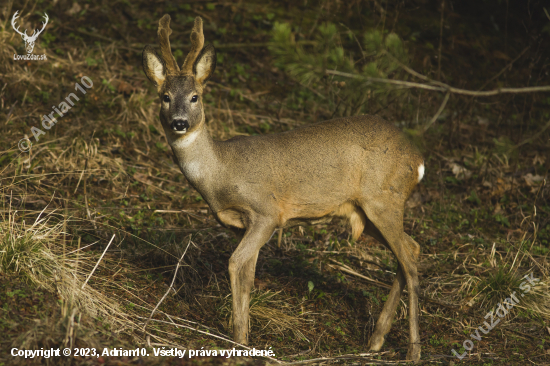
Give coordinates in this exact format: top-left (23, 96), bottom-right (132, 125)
top-left (324, 69), bottom-right (550, 97)
top-left (423, 91), bottom-right (450, 133)
top-left (516, 119), bottom-right (550, 148)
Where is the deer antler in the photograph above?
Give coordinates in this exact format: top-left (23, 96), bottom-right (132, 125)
top-left (28, 13), bottom-right (49, 41)
top-left (11, 10), bottom-right (28, 38)
top-left (158, 15), bottom-right (180, 74)
top-left (181, 17), bottom-right (204, 75)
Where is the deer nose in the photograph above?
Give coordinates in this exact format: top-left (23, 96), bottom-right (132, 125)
top-left (171, 119), bottom-right (189, 132)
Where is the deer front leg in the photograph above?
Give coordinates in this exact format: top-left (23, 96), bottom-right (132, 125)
top-left (228, 218), bottom-right (276, 344)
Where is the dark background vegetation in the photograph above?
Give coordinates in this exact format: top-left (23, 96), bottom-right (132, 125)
top-left (1, 0), bottom-right (549, 365)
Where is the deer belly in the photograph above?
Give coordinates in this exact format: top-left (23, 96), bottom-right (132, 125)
top-left (216, 208), bottom-right (246, 229)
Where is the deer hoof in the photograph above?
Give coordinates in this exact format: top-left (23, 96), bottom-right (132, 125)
top-left (406, 343), bottom-right (421, 363)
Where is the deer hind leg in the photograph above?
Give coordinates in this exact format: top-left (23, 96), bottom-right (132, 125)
top-left (361, 201), bottom-right (421, 363)
top-left (228, 217), bottom-right (276, 344)
top-left (367, 267), bottom-right (406, 351)
top-left (362, 219), bottom-right (406, 352)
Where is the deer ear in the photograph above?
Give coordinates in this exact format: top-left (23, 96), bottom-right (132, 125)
top-left (142, 45), bottom-right (166, 89)
top-left (193, 44), bottom-right (216, 84)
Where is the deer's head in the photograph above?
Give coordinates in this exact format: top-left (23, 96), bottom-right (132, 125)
top-left (11, 11), bottom-right (49, 54)
top-left (142, 15), bottom-right (216, 141)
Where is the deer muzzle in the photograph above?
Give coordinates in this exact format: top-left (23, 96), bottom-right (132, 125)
top-left (171, 119), bottom-right (190, 133)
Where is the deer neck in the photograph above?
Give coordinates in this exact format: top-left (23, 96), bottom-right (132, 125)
top-left (167, 123), bottom-right (222, 191)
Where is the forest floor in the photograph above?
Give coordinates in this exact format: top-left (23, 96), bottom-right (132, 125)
top-left (1, 0), bottom-right (550, 365)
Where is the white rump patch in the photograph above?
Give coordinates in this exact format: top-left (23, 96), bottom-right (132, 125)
top-left (418, 163), bottom-right (425, 182)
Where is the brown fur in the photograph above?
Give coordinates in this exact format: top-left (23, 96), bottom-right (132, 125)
top-left (158, 15), bottom-right (179, 74)
top-left (181, 17), bottom-right (204, 74)
top-left (143, 15), bottom-right (425, 363)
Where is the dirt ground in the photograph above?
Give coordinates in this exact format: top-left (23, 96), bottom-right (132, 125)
top-left (1, 0), bottom-right (550, 365)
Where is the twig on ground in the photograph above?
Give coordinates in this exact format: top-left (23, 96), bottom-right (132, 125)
top-left (73, 159), bottom-right (88, 194)
top-left (284, 352), bottom-right (399, 365)
top-left (6, 100), bottom-right (18, 123)
top-left (329, 260), bottom-right (460, 310)
top-left (154, 209), bottom-right (218, 224)
top-left (502, 326), bottom-right (538, 340)
top-left (82, 234), bottom-right (116, 289)
top-left (83, 170), bottom-right (97, 231)
top-left (327, 260), bottom-right (392, 290)
top-left (515, 119), bottom-right (550, 148)
top-left (139, 316), bottom-right (283, 364)
top-left (139, 318), bottom-right (258, 353)
top-left (142, 236), bottom-right (192, 332)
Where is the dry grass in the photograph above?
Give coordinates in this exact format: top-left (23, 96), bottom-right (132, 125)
top-left (0, 195), bottom-right (311, 362)
top-left (1, 0), bottom-right (550, 364)
top-left (0, 205), bottom-right (134, 337)
top-left (218, 289), bottom-right (311, 342)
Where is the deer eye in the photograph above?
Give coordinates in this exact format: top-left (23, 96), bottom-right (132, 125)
top-left (191, 95), bottom-right (198, 103)
top-left (163, 95), bottom-right (170, 103)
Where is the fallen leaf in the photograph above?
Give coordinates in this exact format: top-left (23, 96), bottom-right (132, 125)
top-left (523, 173), bottom-right (545, 186)
top-left (117, 81), bottom-right (136, 95)
top-left (450, 163), bottom-right (472, 179)
top-left (533, 154), bottom-right (546, 165)
top-left (66, 2), bottom-right (82, 16)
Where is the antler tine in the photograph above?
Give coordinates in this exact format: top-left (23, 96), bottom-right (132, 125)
top-left (11, 10), bottom-right (28, 37)
top-left (30, 13), bottom-right (48, 39)
top-left (181, 17), bottom-right (204, 74)
top-left (158, 14), bottom-right (180, 74)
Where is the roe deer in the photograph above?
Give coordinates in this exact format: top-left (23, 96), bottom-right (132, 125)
top-left (142, 15), bottom-right (424, 362)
